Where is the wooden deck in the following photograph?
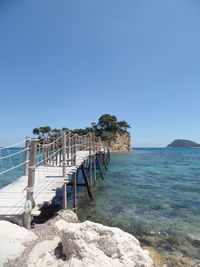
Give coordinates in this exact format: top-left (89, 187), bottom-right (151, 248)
top-left (0, 151), bottom-right (90, 216)
top-left (0, 133), bottom-right (110, 228)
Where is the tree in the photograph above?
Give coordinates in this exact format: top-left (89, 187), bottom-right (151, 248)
top-left (117, 120), bottom-right (131, 132)
top-left (40, 126), bottom-right (51, 136)
top-left (85, 127), bottom-right (93, 133)
top-left (91, 122), bottom-right (97, 131)
top-left (33, 128), bottom-right (40, 135)
top-left (32, 126), bottom-right (51, 137)
top-left (61, 127), bottom-right (70, 133)
top-left (97, 114), bottom-right (118, 131)
top-left (32, 115), bottom-right (131, 141)
top-left (92, 114), bottom-right (131, 142)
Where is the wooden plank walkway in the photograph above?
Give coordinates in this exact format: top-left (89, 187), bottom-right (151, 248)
top-left (0, 151), bottom-right (90, 216)
top-left (0, 132), bottom-right (110, 228)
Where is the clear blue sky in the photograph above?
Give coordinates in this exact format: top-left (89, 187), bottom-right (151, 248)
top-left (0, 0), bottom-right (200, 147)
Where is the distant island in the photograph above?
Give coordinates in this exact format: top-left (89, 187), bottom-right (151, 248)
top-left (167, 139), bottom-right (200, 148)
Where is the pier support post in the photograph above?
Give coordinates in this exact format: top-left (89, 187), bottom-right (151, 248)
top-left (62, 132), bottom-right (67, 210)
top-left (72, 172), bottom-right (77, 209)
top-left (89, 133), bottom-right (93, 187)
top-left (96, 154), bottom-right (104, 180)
top-left (92, 134), bottom-right (96, 185)
top-left (93, 154), bottom-right (96, 185)
top-left (103, 142), bottom-right (108, 171)
top-left (81, 163), bottom-right (93, 200)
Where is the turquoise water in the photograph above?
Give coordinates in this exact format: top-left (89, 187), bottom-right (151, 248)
top-left (0, 148), bottom-right (25, 188)
top-left (77, 148), bottom-right (200, 265)
top-left (1, 147), bottom-right (200, 264)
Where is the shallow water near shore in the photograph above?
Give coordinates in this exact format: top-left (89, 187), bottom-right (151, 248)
top-left (77, 148), bottom-right (200, 265)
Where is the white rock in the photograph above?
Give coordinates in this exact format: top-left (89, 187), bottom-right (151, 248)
top-left (0, 220), bottom-right (37, 266)
top-left (55, 219), bottom-right (69, 231)
top-left (27, 237), bottom-right (61, 267)
top-left (61, 220), bottom-right (154, 267)
top-left (57, 209), bottom-right (79, 223)
top-left (0, 218), bottom-right (155, 267)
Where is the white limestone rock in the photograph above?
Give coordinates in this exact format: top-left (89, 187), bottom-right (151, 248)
top-left (57, 209), bottom-right (79, 223)
top-left (0, 217), bottom-right (155, 267)
top-left (60, 220), bottom-right (154, 267)
top-left (55, 219), bottom-right (69, 231)
top-left (0, 220), bottom-right (37, 266)
top-left (27, 237), bottom-right (62, 267)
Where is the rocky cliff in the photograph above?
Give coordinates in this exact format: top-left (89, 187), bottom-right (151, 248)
top-left (109, 132), bottom-right (131, 152)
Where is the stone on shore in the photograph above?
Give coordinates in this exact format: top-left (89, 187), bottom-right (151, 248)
top-left (0, 220), bottom-right (37, 266)
top-left (56, 209), bottom-right (79, 223)
top-left (0, 211), bottom-right (154, 267)
top-left (27, 237), bottom-right (61, 267)
top-left (59, 220), bottom-right (154, 267)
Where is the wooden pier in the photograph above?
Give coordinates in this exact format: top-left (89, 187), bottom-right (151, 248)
top-left (0, 132), bottom-right (110, 228)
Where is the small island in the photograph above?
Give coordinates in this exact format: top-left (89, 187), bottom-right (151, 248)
top-left (33, 114), bottom-right (131, 152)
top-left (167, 139), bottom-right (200, 148)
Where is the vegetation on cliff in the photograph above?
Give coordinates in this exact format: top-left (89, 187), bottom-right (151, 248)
top-left (33, 114), bottom-right (131, 142)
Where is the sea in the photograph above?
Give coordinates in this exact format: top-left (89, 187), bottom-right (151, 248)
top-left (77, 148), bottom-right (200, 266)
top-left (1, 147), bottom-right (200, 265)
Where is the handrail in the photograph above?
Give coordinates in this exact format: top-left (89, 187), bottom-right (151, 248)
top-left (0, 132), bottom-right (108, 177)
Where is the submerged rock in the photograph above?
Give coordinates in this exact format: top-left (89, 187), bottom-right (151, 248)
top-left (166, 251), bottom-right (195, 267)
top-left (144, 246), bottom-right (166, 267)
top-left (187, 233), bottom-right (200, 245)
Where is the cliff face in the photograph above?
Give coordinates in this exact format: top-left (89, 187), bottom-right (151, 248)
top-left (109, 132), bottom-right (131, 152)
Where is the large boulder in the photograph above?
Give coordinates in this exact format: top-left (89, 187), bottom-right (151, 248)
top-left (27, 237), bottom-right (61, 267)
top-left (0, 216), bottom-right (156, 267)
top-left (0, 220), bottom-right (37, 266)
top-left (56, 210), bottom-right (79, 223)
top-left (58, 220), bottom-right (154, 267)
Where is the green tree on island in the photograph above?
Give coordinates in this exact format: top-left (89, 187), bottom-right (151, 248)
top-left (92, 114), bottom-right (130, 133)
top-left (92, 114), bottom-right (131, 142)
top-left (33, 126), bottom-right (51, 137)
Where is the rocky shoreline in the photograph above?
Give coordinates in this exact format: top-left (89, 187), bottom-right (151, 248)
top-left (1, 210), bottom-right (154, 267)
top-left (1, 210), bottom-right (200, 267)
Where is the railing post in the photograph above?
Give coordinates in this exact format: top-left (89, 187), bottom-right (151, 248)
top-left (66, 135), bottom-right (69, 166)
top-left (62, 132), bottom-right (66, 177)
top-left (24, 137), bottom-right (29, 176)
top-left (74, 136), bottom-right (77, 166)
top-left (77, 136), bottom-right (80, 152)
top-left (62, 132), bottom-right (67, 210)
top-left (98, 137), bottom-right (102, 164)
top-left (23, 139), bottom-right (36, 229)
top-left (98, 137), bottom-right (101, 153)
top-left (27, 139), bottom-right (36, 204)
top-left (43, 137), bottom-right (47, 166)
